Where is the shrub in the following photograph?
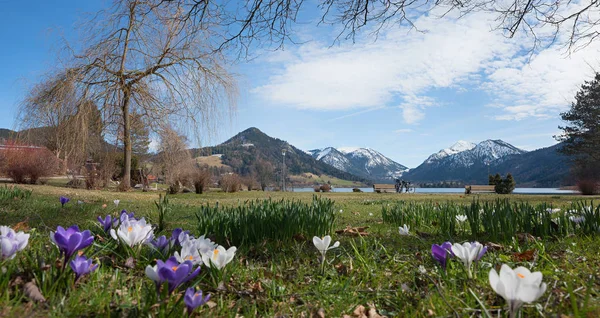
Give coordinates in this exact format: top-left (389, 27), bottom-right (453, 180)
top-left (193, 169), bottom-right (212, 194)
top-left (577, 179), bottom-right (599, 195)
top-left (219, 174), bottom-right (242, 193)
top-left (1, 146), bottom-right (59, 184)
top-left (490, 173), bottom-right (516, 194)
top-left (320, 184), bottom-right (331, 192)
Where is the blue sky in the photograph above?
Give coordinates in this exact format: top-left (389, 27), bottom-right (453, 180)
top-left (1, 1), bottom-right (598, 167)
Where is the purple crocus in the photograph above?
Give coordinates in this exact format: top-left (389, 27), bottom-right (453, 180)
top-left (70, 255), bottom-right (98, 281)
top-left (50, 226), bottom-right (94, 260)
top-left (184, 287), bottom-right (210, 315)
top-left (97, 215), bottom-right (117, 233)
top-left (431, 242), bottom-right (454, 270)
top-left (171, 228), bottom-right (190, 246)
top-left (150, 235), bottom-right (171, 254)
top-left (473, 242), bottom-right (488, 261)
top-left (60, 196), bottom-right (70, 207)
top-left (157, 257), bottom-right (201, 294)
top-left (119, 210), bottom-right (136, 222)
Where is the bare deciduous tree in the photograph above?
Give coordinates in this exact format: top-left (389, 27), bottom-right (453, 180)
top-left (18, 71), bottom-right (102, 172)
top-left (157, 126), bottom-right (195, 193)
top-left (33, 0), bottom-right (237, 189)
top-left (164, 0), bottom-right (600, 55)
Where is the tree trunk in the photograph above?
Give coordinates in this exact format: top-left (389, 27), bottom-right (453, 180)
top-left (122, 89), bottom-right (132, 190)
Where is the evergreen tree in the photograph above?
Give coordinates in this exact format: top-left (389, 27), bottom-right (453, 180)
top-left (557, 73), bottom-right (600, 184)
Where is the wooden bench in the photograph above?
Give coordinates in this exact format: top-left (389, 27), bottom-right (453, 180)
top-left (465, 185), bottom-right (495, 194)
top-left (373, 184), bottom-right (397, 193)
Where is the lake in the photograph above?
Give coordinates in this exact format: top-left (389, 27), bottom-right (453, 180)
top-left (289, 187), bottom-right (579, 194)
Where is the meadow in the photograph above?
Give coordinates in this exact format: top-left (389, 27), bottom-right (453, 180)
top-left (1, 184), bottom-right (600, 317)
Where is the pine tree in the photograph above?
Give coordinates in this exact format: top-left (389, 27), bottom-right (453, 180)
top-left (557, 73), bottom-right (600, 186)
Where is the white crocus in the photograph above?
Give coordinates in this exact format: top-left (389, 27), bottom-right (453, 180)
top-left (570, 215), bottom-right (585, 224)
top-left (174, 240), bottom-right (203, 265)
top-left (398, 224), bottom-right (410, 236)
top-left (114, 199), bottom-right (120, 207)
top-left (451, 242), bottom-right (484, 278)
top-left (489, 264), bottom-right (547, 318)
top-left (145, 264), bottom-right (160, 284)
top-left (456, 215), bottom-right (468, 222)
top-left (312, 235), bottom-right (340, 262)
top-left (546, 208), bottom-right (560, 213)
top-left (110, 218), bottom-right (154, 247)
top-left (201, 245), bottom-right (237, 270)
top-left (0, 226), bottom-right (30, 260)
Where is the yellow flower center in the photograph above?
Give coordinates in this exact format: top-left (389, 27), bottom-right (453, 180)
top-left (171, 266), bottom-right (178, 271)
top-left (213, 249), bottom-right (219, 258)
top-left (194, 292), bottom-right (200, 297)
top-left (78, 251), bottom-right (84, 256)
top-left (186, 255), bottom-right (194, 261)
top-left (517, 273), bottom-right (525, 279)
top-left (127, 226), bottom-right (133, 233)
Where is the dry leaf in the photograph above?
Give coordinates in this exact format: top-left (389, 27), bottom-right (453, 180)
top-left (517, 233), bottom-right (538, 243)
top-left (367, 308), bottom-right (383, 318)
top-left (24, 281), bottom-right (46, 303)
top-left (124, 257), bottom-right (136, 269)
top-left (335, 225), bottom-right (369, 237)
top-left (513, 249), bottom-right (537, 262)
top-left (486, 242), bottom-right (504, 251)
top-left (353, 305), bottom-right (367, 318)
top-left (293, 233), bottom-right (306, 241)
top-left (316, 308), bottom-right (325, 318)
top-left (12, 218), bottom-right (30, 232)
top-left (206, 301), bottom-right (217, 309)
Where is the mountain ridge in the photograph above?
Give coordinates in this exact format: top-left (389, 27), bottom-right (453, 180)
top-left (308, 146), bottom-right (408, 182)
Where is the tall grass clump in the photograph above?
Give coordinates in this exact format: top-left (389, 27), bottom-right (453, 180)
top-left (195, 196), bottom-right (336, 246)
top-left (382, 199), bottom-right (592, 241)
top-left (0, 185), bottom-right (33, 202)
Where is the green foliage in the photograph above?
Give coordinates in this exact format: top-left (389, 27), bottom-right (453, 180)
top-left (558, 73), bottom-right (600, 182)
top-left (0, 185), bottom-right (32, 202)
top-left (381, 199), bottom-right (597, 241)
top-left (489, 173), bottom-right (516, 194)
top-left (154, 193), bottom-right (171, 233)
top-left (195, 196), bottom-right (336, 246)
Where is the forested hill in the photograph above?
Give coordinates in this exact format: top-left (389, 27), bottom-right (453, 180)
top-left (190, 127), bottom-right (369, 183)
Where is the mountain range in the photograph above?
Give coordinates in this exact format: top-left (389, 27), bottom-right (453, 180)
top-left (402, 140), bottom-right (571, 187)
top-left (189, 127), bottom-right (369, 184)
top-left (1, 126), bottom-right (573, 187)
top-left (307, 147), bottom-right (408, 182)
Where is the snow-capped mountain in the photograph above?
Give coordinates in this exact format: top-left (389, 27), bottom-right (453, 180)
top-left (404, 139), bottom-right (528, 182)
top-left (425, 140), bottom-right (476, 163)
top-left (309, 147), bottom-right (408, 181)
top-left (307, 147), bottom-right (352, 172)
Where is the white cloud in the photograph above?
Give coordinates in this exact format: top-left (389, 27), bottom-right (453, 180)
top-left (252, 8), bottom-right (600, 123)
top-left (394, 128), bottom-right (414, 133)
top-left (252, 11), bottom-right (517, 123)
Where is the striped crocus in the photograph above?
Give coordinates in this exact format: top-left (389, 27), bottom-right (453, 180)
top-left (451, 241), bottom-right (486, 279)
top-left (110, 217), bottom-right (153, 247)
top-left (0, 225), bottom-right (30, 260)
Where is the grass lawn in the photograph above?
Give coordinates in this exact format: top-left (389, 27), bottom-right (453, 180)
top-left (1, 184), bottom-right (599, 317)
